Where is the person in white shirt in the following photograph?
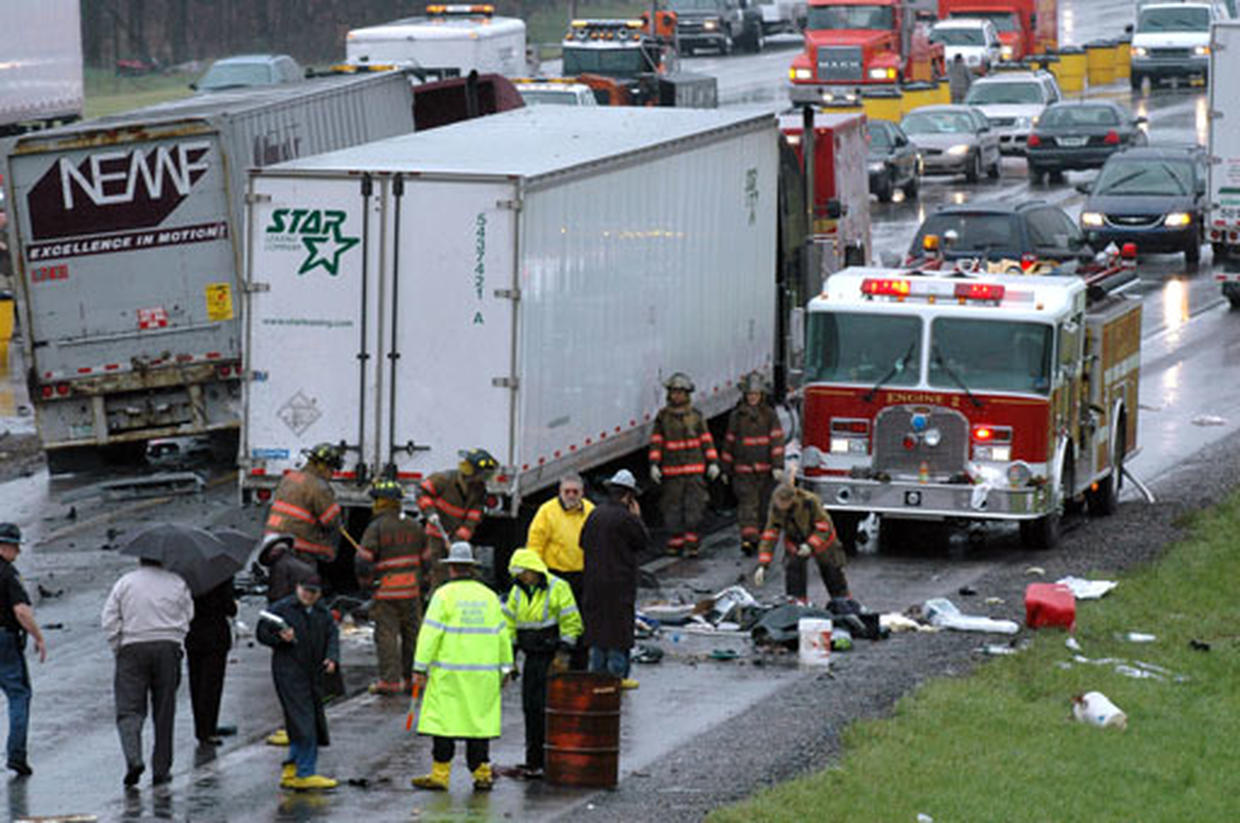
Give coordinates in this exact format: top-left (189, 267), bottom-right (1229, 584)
top-left (102, 558), bottom-right (193, 789)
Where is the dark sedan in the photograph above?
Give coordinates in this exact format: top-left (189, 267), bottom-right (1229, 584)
top-left (867, 120), bottom-right (922, 202)
top-left (906, 201), bottom-right (1094, 272)
top-left (1026, 101), bottom-right (1147, 183)
top-left (1079, 146), bottom-right (1207, 265)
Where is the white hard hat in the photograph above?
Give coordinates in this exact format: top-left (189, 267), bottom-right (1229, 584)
top-left (605, 469), bottom-right (638, 491)
top-left (443, 541), bottom-right (477, 565)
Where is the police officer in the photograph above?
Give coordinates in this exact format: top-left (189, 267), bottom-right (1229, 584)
top-left (416, 449), bottom-right (498, 589)
top-left (649, 373), bottom-right (720, 557)
top-left (264, 443), bottom-right (344, 565)
top-left (752, 484), bottom-right (859, 611)
top-left (0, 523), bottom-right (45, 777)
top-left (357, 478), bottom-right (428, 695)
top-left (722, 372), bottom-right (785, 557)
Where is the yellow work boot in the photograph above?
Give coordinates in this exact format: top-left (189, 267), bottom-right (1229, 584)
top-left (411, 761), bottom-right (451, 791)
top-left (472, 762), bottom-right (494, 791)
top-left (620, 678), bottom-right (640, 690)
top-left (289, 774), bottom-right (338, 791)
top-left (281, 762), bottom-right (296, 782)
top-left (266, 729), bottom-right (289, 746)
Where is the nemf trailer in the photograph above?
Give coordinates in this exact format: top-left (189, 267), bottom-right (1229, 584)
top-left (2, 73), bottom-right (415, 472)
top-left (0, 0), bottom-right (83, 136)
top-left (240, 107), bottom-right (779, 530)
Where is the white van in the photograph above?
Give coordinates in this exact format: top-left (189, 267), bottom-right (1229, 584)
top-left (930, 18), bottom-right (1003, 73)
top-left (1130, 1), bottom-right (1224, 89)
top-left (345, 5), bottom-right (527, 78)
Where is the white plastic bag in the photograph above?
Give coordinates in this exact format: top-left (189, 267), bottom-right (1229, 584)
top-left (923, 598), bottom-right (1019, 635)
top-left (1072, 691), bottom-right (1127, 730)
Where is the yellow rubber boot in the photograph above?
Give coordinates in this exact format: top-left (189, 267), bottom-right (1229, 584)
top-left (290, 774), bottom-right (338, 791)
top-left (281, 762), bottom-right (296, 782)
top-left (266, 729), bottom-right (289, 746)
top-left (472, 762), bottom-right (494, 791)
top-left (411, 761), bottom-right (451, 791)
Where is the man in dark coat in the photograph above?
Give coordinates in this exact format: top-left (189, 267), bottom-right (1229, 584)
top-left (579, 470), bottom-right (648, 689)
top-left (185, 577), bottom-right (237, 746)
top-left (257, 576), bottom-right (340, 791)
top-left (259, 533), bottom-right (316, 604)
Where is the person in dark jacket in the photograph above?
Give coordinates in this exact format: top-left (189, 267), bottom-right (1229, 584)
top-left (579, 470), bottom-right (648, 689)
top-left (257, 576), bottom-right (340, 791)
top-left (185, 577), bottom-right (236, 746)
top-left (259, 533), bottom-right (316, 605)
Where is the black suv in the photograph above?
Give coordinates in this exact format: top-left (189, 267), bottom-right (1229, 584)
top-left (907, 201), bottom-right (1095, 273)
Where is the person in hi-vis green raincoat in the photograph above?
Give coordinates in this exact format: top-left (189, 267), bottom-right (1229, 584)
top-left (410, 542), bottom-right (513, 792)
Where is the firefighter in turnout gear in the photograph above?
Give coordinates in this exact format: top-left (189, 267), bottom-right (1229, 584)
top-left (502, 548), bottom-right (583, 779)
top-left (722, 373), bottom-right (785, 557)
top-left (357, 479), bottom-right (429, 696)
top-left (264, 443), bottom-right (344, 564)
top-left (648, 373), bottom-right (720, 557)
top-left (753, 484), bottom-right (855, 607)
top-left (416, 449), bottom-right (498, 590)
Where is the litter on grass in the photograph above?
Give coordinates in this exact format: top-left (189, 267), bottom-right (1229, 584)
top-left (923, 598), bottom-right (1019, 634)
top-left (1124, 632), bottom-right (1157, 643)
top-left (1056, 576), bottom-right (1118, 600)
top-left (1072, 691), bottom-right (1127, 730)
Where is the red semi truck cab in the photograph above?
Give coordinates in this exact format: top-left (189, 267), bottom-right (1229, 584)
top-left (938, 0), bottom-right (1057, 62)
top-left (796, 267), bottom-right (1140, 552)
top-left (789, 0), bottom-right (944, 105)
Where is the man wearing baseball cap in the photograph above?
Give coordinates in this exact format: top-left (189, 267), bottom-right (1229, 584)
top-left (0, 523), bottom-right (46, 777)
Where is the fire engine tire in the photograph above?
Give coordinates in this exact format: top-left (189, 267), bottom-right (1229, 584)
top-left (1087, 424), bottom-right (1125, 517)
top-left (1021, 460), bottom-right (1072, 550)
top-left (830, 511), bottom-right (862, 557)
top-left (902, 174), bottom-right (920, 199)
top-left (965, 151), bottom-right (982, 183)
top-left (875, 172), bottom-right (895, 203)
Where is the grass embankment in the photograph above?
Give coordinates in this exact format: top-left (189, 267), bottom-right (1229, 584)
top-left (84, 67), bottom-right (194, 118)
top-left (712, 500), bottom-right (1240, 822)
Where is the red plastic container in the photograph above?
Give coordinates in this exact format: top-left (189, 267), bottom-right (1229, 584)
top-left (1025, 583), bottom-right (1076, 631)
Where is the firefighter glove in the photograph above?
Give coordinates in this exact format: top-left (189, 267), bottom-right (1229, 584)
top-left (649, 465), bottom-right (662, 485)
top-left (706, 463), bottom-right (721, 482)
top-left (797, 542), bottom-right (813, 558)
top-left (753, 565), bottom-right (767, 587)
top-left (427, 512), bottom-right (443, 533)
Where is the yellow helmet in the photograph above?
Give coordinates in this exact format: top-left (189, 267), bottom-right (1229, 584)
top-left (368, 478), bottom-right (404, 501)
top-left (458, 448), bottom-right (499, 477)
top-left (303, 442), bottom-right (344, 470)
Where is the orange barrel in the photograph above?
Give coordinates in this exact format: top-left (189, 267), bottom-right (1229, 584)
top-left (1114, 36), bottom-right (1131, 80)
top-left (1086, 39), bottom-right (1116, 87)
top-left (1056, 46), bottom-right (1087, 92)
top-left (545, 672), bottom-right (621, 788)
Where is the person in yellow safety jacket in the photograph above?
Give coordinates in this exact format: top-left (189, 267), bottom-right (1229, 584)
top-left (410, 542), bottom-right (513, 793)
top-left (416, 449), bottom-right (498, 590)
top-left (501, 548), bottom-right (583, 780)
top-left (722, 372), bottom-right (785, 558)
top-left (264, 443), bottom-right (344, 564)
top-left (525, 473), bottom-right (593, 669)
top-left (357, 479), bottom-right (429, 696)
top-left (648, 372), bottom-right (720, 557)
top-left (752, 483), bottom-right (859, 611)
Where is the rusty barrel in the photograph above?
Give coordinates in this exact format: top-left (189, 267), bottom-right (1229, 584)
top-left (545, 672), bottom-right (621, 788)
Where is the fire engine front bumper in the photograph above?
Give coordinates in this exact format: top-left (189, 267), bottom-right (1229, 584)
top-left (801, 475), bottom-right (1051, 521)
top-left (788, 83), bottom-right (866, 106)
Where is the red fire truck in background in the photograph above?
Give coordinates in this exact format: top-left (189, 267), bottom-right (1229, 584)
top-left (789, 0), bottom-right (944, 105)
top-left (796, 266), bottom-right (1140, 552)
top-left (938, 0), bottom-right (1058, 62)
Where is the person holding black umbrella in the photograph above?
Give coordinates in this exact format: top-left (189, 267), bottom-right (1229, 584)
top-left (185, 577), bottom-right (236, 747)
top-left (102, 554), bottom-right (194, 788)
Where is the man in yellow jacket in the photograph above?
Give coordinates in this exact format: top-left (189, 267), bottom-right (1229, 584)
top-left (502, 548), bottom-right (583, 780)
top-left (410, 542), bottom-right (513, 792)
top-left (524, 473), bottom-right (593, 668)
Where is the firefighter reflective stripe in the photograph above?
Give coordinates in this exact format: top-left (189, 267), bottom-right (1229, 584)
top-left (270, 500), bottom-right (314, 523)
top-left (741, 436), bottom-right (771, 446)
top-left (375, 571), bottom-right (419, 600)
top-left (723, 404), bottom-right (785, 474)
top-left (319, 503), bottom-right (342, 525)
top-left (501, 575), bottom-right (583, 641)
top-left (665, 437), bottom-right (705, 450)
top-left (648, 433), bottom-right (664, 464)
top-left (732, 463), bottom-right (775, 474)
top-left (292, 537), bottom-right (335, 558)
top-left (701, 431), bottom-right (719, 462)
top-left (426, 661), bottom-right (509, 672)
top-left (423, 618), bottom-right (504, 635)
top-left (375, 555), bottom-right (420, 570)
top-left (663, 463), bottom-right (706, 477)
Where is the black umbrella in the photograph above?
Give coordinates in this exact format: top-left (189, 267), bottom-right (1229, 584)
top-left (120, 523), bottom-right (257, 595)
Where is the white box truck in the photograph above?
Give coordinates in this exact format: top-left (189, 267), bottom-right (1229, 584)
top-left (240, 107), bottom-right (779, 520)
top-left (345, 5), bottom-right (528, 78)
top-left (0, 0), bottom-right (83, 136)
top-left (2, 72), bottom-right (415, 472)
top-left (1208, 21), bottom-right (1240, 305)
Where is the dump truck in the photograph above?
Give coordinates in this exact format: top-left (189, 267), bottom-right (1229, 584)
top-left (1, 73), bottom-right (416, 472)
top-left (0, 0), bottom-right (83, 136)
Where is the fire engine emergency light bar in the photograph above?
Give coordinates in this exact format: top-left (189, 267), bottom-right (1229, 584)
top-left (426, 4), bottom-right (495, 15)
top-left (859, 277), bottom-right (1022, 305)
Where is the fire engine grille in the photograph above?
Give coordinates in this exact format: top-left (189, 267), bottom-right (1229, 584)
top-left (873, 406), bottom-right (969, 477)
top-left (817, 46), bottom-right (863, 82)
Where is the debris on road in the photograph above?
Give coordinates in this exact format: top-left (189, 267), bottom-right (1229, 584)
top-left (1072, 691), bottom-right (1127, 730)
top-left (923, 598), bottom-right (1019, 634)
top-left (752, 604), bottom-right (834, 650)
top-left (1123, 632), bottom-right (1157, 643)
top-left (1056, 576), bottom-right (1118, 600)
top-left (880, 613), bottom-right (936, 633)
top-left (1025, 566), bottom-right (1046, 576)
top-left (1025, 583), bottom-right (1076, 631)
top-left (632, 644), bottom-right (664, 664)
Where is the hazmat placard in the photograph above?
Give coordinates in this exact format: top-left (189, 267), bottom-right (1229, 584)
top-left (205, 282), bottom-right (234, 321)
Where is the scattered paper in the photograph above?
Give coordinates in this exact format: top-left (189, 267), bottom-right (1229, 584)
top-left (1056, 576), bottom-right (1118, 600)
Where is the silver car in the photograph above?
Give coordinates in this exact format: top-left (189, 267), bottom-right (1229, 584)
top-left (900, 105), bottom-right (1002, 182)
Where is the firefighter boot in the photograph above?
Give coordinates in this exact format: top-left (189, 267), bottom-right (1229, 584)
top-left (288, 774), bottom-right (339, 791)
top-left (411, 761), bottom-right (452, 791)
top-left (472, 762), bottom-right (494, 791)
top-left (741, 541), bottom-right (756, 557)
top-left (665, 536), bottom-right (684, 557)
top-left (266, 728), bottom-right (289, 746)
top-left (281, 762), bottom-right (296, 782)
top-left (684, 534), bottom-right (700, 557)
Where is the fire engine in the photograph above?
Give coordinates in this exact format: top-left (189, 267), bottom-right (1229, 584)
top-left (796, 266), bottom-right (1141, 551)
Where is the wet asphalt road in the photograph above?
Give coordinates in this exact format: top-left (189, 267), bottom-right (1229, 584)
top-left (4, 0), bottom-right (1240, 818)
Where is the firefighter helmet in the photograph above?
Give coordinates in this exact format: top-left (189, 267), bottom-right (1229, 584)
top-left (664, 372), bottom-right (695, 392)
top-left (740, 371), bottom-right (769, 395)
top-left (368, 478), bottom-right (404, 501)
top-left (458, 448), bottom-right (499, 477)
top-left (303, 442), bottom-right (344, 470)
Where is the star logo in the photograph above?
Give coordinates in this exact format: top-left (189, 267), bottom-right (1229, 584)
top-left (298, 224), bottom-right (360, 276)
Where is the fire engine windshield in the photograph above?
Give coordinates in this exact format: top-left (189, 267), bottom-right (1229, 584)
top-left (928, 318), bottom-right (1052, 394)
top-left (562, 45), bottom-right (650, 76)
top-left (806, 5), bottom-right (895, 30)
top-left (805, 312), bottom-right (922, 385)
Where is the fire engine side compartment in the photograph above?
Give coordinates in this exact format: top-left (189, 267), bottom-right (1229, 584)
top-left (1084, 293), bottom-right (1141, 480)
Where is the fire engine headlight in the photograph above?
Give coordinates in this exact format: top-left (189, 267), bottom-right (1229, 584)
top-left (791, 67), bottom-right (813, 81)
top-left (974, 445), bottom-right (1011, 462)
top-left (923, 428), bottom-right (942, 448)
top-left (802, 445), bottom-right (825, 468)
top-left (1164, 212), bottom-right (1192, 228)
top-left (1000, 45), bottom-right (1014, 60)
top-left (1081, 211), bottom-right (1105, 228)
top-left (703, 19), bottom-right (718, 30)
top-left (868, 67), bottom-right (896, 81)
top-left (1007, 461), bottom-right (1032, 486)
top-left (946, 144), bottom-right (971, 156)
top-left (1132, 45), bottom-right (1147, 58)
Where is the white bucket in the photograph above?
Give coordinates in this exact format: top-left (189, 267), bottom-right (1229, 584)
top-left (798, 617), bottom-right (833, 666)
